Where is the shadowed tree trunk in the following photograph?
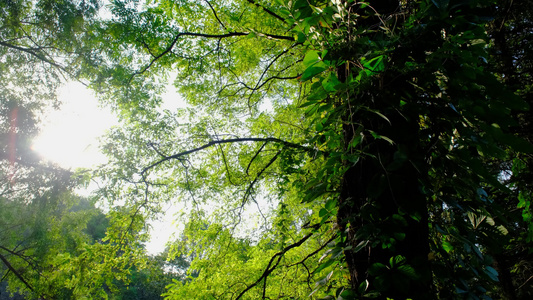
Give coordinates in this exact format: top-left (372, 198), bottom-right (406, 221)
top-left (335, 1), bottom-right (431, 298)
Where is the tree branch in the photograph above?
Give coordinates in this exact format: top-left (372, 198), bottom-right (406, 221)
top-left (246, 142), bottom-right (267, 175)
top-left (0, 40), bottom-right (66, 72)
top-left (0, 252), bottom-right (34, 293)
top-left (289, 234), bottom-right (336, 268)
top-left (142, 137), bottom-right (313, 175)
top-left (132, 31), bottom-right (294, 80)
top-left (247, 45), bottom-right (297, 109)
top-left (235, 232), bottom-right (314, 300)
top-left (241, 151), bottom-right (281, 207)
top-left (204, 0), bottom-right (227, 30)
top-left (246, 0), bottom-right (287, 22)
top-left (0, 39), bottom-right (89, 87)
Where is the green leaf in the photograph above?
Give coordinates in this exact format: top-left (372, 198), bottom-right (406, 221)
top-left (393, 232), bottom-right (406, 241)
top-left (397, 264), bottom-right (418, 279)
top-left (357, 280), bottom-right (369, 295)
top-left (373, 274), bottom-right (392, 291)
top-left (472, 244), bottom-right (484, 260)
top-left (303, 50), bottom-right (320, 67)
top-left (365, 108), bottom-right (390, 124)
top-left (369, 130), bottom-right (394, 145)
top-left (316, 120), bottom-right (324, 131)
top-left (296, 31), bottom-right (307, 43)
top-left (500, 134), bottom-right (533, 153)
top-left (322, 72), bottom-right (342, 92)
top-left (330, 247), bottom-right (344, 259)
top-left (389, 255), bottom-right (406, 268)
top-left (362, 55), bottom-right (385, 74)
top-left (303, 182), bottom-right (328, 203)
top-left (484, 266), bottom-right (499, 282)
top-left (300, 65), bottom-right (327, 81)
top-left (325, 199), bottom-right (336, 211)
top-left (307, 86), bottom-right (329, 100)
top-left (368, 263), bottom-right (387, 275)
top-left (299, 100), bottom-right (318, 108)
top-left (392, 214), bottom-right (408, 226)
top-left (354, 240), bottom-right (369, 253)
top-left (310, 271), bottom-right (334, 297)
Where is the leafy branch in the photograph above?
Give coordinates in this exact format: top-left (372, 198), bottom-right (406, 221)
top-left (132, 31), bottom-right (294, 80)
top-left (0, 252), bottom-right (34, 294)
top-left (141, 137), bottom-right (315, 176)
top-left (0, 40), bottom-right (62, 69)
top-left (204, 0), bottom-right (227, 30)
top-left (235, 232), bottom-right (314, 300)
top-left (230, 150), bottom-right (282, 229)
top-left (246, 0), bottom-right (286, 23)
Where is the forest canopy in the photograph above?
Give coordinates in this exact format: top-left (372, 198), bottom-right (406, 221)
top-left (1, 0), bottom-right (533, 299)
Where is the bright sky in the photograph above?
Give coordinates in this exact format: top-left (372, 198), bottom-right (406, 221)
top-left (32, 82), bottom-right (115, 169)
top-left (32, 81), bottom-right (180, 255)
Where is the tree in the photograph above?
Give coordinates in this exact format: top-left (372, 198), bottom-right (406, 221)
top-left (80, 0), bottom-right (533, 298)
top-left (110, 249), bottom-right (186, 300)
top-left (3, 0), bottom-right (532, 299)
top-left (1, 1), bottom-right (150, 299)
top-left (82, 0), bottom-right (533, 299)
top-left (485, 0), bottom-right (533, 298)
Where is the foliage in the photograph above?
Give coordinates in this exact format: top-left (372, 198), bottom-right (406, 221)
top-left (485, 0), bottom-right (533, 298)
top-left (0, 177), bottom-right (146, 299)
top-left (0, 1), bottom-right (153, 299)
top-left (2, 0), bottom-right (533, 299)
top-left (107, 251), bottom-right (183, 300)
top-left (82, 0), bottom-right (533, 299)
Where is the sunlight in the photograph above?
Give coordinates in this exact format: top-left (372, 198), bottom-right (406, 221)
top-left (31, 80), bottom-right (183, 254)
top-left (31, 82), bottom-right (116, 169)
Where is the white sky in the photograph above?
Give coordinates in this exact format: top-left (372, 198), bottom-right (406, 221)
top-left (32, 81), bottom-right (180, 255)
top-left (32, 81), bottom-right (115, 169)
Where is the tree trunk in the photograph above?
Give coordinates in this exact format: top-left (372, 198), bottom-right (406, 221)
top-left (337, 101), bottom-right (431, 298)
top-left (334, 1), bottom-right (432, 298)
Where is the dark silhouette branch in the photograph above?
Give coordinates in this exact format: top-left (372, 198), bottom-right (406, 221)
top-left (180, 159), bottom-right (200, 210)
top-left (147, 142), bottom-right (168, 158)
top-left (204, 0), bottom-right (227, 30)
top-left (0, 40), bottom-right (61, 68)
top-left (235, 232), bottom-right (314, 300)
top-left (247, 44), bottom-right (298, 109)
top-left (217, 141), bottom-right (237, 186)
top-left (0, 252), bottom-right (34, 293)
top-left (0, 245), bottom-right (38, 268)
top-left (0, 242), bottom-right (36, 264)
top-left (246, 0), bottom-right (286, 22)
top-left (210, 126), bottom-right (238, 186)
top-left (246, 142), bottom-right (267, 175)
top-left (289, 234), bottom-right (336, 268)
top-left (132, 31), bottom-right (294, 80)
top-left (142, 137), bottom-right (313, 175)
top-left (132, 31), bottom-right (247, 80)
top-left (0, 39), bottom-right (90, 87)
top-left (241, 151), bottom-right (281, 209)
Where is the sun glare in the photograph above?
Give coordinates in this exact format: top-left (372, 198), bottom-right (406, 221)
top-left (31, 81), bottom-right (181, 254)
top-left (31, 82), bottom-right (116, 169)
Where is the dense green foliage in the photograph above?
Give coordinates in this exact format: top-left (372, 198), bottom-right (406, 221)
top-left (0, 1), bottom-right (178, 298)
top-left (1, 0), bottom-right (533, 299)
